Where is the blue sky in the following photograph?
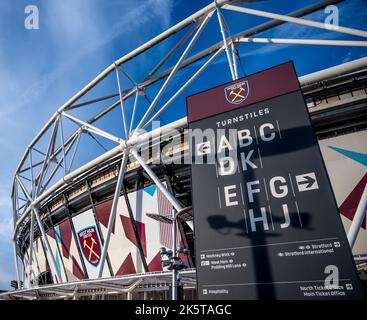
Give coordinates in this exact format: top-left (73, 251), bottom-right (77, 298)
top-left (0, 0), bottom-right (366, 290)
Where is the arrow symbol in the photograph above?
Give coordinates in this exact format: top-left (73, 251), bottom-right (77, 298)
top-left (298, 175), bottom-right (315, 188)
top-left (295, 172), bottom-right (319, 192)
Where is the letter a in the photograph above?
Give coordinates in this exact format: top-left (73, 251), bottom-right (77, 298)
top-left (25, 5), bottom-right (39, 30)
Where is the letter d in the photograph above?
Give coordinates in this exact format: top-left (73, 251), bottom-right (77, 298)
top-left (218, 157), bottom-right (236, 176)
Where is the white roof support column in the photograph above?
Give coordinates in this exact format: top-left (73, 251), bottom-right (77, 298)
top-left (143, 47), bottom-right (225, 129)
top-left (28, 211), bottom-right (35, 287)
top-left (135, 12), bottom-right (214, 132)
top-left (40, 132), bottom-right (80, 194)
top-left (130, 148), bottom-right (194, 231)
top-left (231, 42), bottom-right (239, 80)
top-left (12, 183), bottom-right (21, 289)
top-left (216, 7), bottom-right (236, 80)
top-left (34, 120), bottom-right (59, 196)
top-left (62, 112), bottom-right (124, 145)
top-left (32, 206), bottom-right (63, 284)
top-left (12, 242), bottom-right (21, 289)
top-left (58, 115), bottom-right (68, 175)
top-left (237, 37), bottom-right (367, 47)
top-left (129, 90), bottom-right (139, 136)
top-left (115, 63), bottom-right (129, 139)
top-left (131, 148), bottom-right (183, 212)
top-left (16, 175), bottom-right (63, 285)
top-left (97, 152), bottom-right (129, 278)
top-left (224, 4), bottom-right (367, 38)
top-left (347, 183), bottom-right (367, 248)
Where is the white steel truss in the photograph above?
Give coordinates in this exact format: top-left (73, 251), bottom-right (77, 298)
top-left (9, 0), bottom-right (367, 295)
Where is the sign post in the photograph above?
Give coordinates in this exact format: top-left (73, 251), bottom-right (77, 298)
top-left (187, 62), bottom-right (364, 299)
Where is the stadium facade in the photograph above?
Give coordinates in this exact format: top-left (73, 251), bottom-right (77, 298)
top-left (1, 0), bottom-right (367, 299)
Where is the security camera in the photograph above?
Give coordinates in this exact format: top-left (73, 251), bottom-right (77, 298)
top-left (177, 247), bottom-right (190, 255)
top-left (172, 260), bottom-right (188, 270)
top-left (161, 259), bottom-right (170, 268)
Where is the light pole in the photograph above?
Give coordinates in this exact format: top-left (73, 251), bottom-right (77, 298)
top-left (150, 206), bottom-right (192, 300)
top-left (170, 207), bottom-right (192, 300)
top-left (172, 208), bottom-right (178, 300)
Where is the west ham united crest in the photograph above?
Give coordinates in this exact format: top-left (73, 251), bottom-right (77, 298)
top-left (78, 226), bottom-right (101, 266)
top-left (224, 80), bottom-right (249, 104)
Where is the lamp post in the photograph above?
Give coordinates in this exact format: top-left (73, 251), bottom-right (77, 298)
top-left (147, 206), bottom-right (192, 300)
top-left (172, 208), bottom-right (178, 300)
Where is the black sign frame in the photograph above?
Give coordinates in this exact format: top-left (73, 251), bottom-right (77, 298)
top-left (187, 62), bottom-right (365, 300)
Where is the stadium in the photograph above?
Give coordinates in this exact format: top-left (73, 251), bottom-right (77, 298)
top-left (1, 0), bottom-right (367, 300)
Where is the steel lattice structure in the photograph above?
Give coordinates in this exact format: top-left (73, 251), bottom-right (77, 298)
top-left (10, 0), bottom-right (367, 293)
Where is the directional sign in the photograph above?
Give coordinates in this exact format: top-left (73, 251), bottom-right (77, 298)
top-left (295, 172), bottom-right (319, 192)
top-left (187, 62), bottom-right (364, 300)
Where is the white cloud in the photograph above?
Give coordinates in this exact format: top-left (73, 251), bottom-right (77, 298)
top-left (0, 184), bottom-right (13, 244)
top-left (0, 218), bottom-right (13, 243)
top-left (0, 240), bottom-right (16, 290)
top-left (0, 0), bottom-right (174, 119)
top-left (0, 262), bottom-right (14, 290)
top-left (342, 51), bottom-right (353, 63)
